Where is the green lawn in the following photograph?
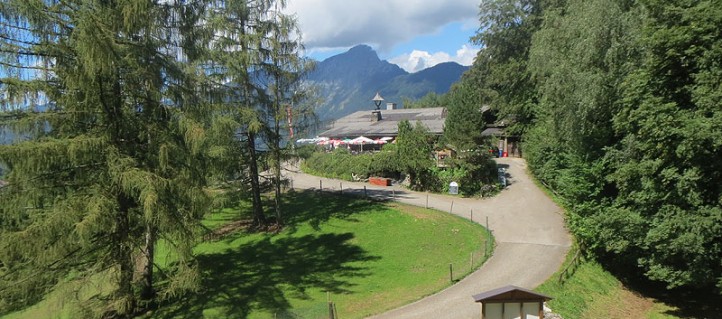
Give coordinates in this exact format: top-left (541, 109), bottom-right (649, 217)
top-left (4, 190), bottom-right (490, 319)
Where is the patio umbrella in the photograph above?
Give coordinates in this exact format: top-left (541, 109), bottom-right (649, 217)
top-left (350, 136), bottom-right (374, 144)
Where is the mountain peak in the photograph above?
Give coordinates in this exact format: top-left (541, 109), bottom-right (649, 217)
top-left (307, 45), bottom-right (467, 120)
top-left (348, 44), bottom-right (374, 53)
top-left (324, 44), bottom-right (379, 64)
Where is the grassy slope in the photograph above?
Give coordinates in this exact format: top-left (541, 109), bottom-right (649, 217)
top-left (4, 191), bottom-right (489, 319)
top-left (536, 256), bottom-right (677, 319)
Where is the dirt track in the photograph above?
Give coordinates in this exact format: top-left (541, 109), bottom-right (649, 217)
top-left (284, 158), bottom-right (571, 319)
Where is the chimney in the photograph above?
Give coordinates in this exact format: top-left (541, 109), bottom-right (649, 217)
top-left (371, 110), bottom-right (382, 122)
top-left (386, 102), bottom-right (396, 110)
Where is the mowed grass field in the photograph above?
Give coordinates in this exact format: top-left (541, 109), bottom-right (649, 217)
top-left (4, 190), bottom-right (490, 319)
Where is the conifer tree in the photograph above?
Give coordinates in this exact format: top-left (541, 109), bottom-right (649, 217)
top-left (0, 1), bottom-right (220, 316)
top-left (202, 0), bottom-right (314, 227)
top-left (256, 4), bottom-right (313, 226)
top-left (199, 0), bottom-right (273, 227)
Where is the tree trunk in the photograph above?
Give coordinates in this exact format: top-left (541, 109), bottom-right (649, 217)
top-left (247, 131), bottom-right (266, 226)
top-left (116, 194), bottom-right (136, 318)
top-left (274, 152), bottom-right (282, 226)
top-left (273, 116), bottom-right (283, 226)
top-left (139, 224), bottom-right (156, 303)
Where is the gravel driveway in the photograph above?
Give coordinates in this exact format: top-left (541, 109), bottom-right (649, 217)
top-left (284, 158), bottom-right (571, 319)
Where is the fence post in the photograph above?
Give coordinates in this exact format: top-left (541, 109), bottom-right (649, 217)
top-left (486, 216), bottom-right (491, 257)
top-left (327, 292), bottom-right (334, 319)
top-left (319, 180), bottom-right (323, 191)
top-left (364, 186), bottom-right (367, 197)
top-left (470, 209), bottom-right (473, 222)
top-left (449, 263), bottom-right (453, 283)
top-left (426, 194), bottom-right (429, 208)
top-left (450, 201), bottom-right (454, 213)
top-left (340, 182), bottom-right (343, 194)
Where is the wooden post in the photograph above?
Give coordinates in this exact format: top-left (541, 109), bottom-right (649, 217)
top-left (486, 216), bottom-right (491, 257)
top-left (340, 182), bottom-right (343, 194)
top-left (327, 292), bottom-right (334, 319)
top-left (471, 209), bottom-right (473, 222)
top-left (449, 263), bottom-right (453, 283)
top-left (364, 186), bottom-right (367, 197)
top-left (426, 194), bottom-right (429, 208)
top-left (470, 252), bottom-right (474, 271)
top-left (392, 189), bottom-right (395, 199)
top-left (450, 201), bottom-right (454, 213)
top-left (320, 180), bottom-right (323, 191)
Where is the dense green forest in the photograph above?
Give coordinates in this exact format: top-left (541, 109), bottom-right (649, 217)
top-left (450, 0), bottom-right (721, 294)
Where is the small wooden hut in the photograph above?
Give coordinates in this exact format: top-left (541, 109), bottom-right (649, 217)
top-left (473, 285), bottom-right (553, 319)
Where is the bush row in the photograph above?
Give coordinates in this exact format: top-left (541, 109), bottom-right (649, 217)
top-left (301, 146), bottom-right (500, 197)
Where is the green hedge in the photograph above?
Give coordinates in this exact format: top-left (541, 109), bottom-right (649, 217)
top-left (302, 147), bottom-right (499, 196)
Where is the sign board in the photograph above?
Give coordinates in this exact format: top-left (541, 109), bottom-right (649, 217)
top-left (449, 182), bottom-right (459, 195)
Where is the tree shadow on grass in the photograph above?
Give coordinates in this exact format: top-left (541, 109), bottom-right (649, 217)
top-left (281, 189), bottom-right (387, 233)
top-left (154, 232), bottom-right (379, 319)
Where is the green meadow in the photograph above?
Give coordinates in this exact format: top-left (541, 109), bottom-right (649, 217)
top-left (4, 190), bottom-right (490, 319)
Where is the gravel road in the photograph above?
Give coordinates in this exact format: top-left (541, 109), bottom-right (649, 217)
top-left (284, 157), bottom-right (571, 319)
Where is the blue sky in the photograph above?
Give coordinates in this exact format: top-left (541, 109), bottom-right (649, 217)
top-left (285, 0), bottom-right (481, 72)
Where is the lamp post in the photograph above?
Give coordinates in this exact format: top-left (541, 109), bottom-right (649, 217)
top-left (372, 92), bottom-right (384, 110)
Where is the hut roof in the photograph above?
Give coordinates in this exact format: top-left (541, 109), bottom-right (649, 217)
top-left (473, 285), bottom-right (553, 303)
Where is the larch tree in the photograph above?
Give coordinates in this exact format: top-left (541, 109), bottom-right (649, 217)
top-left (201, 0), bottom-right (313, 228)
top-left (256, 3), bottom-right (313, 226)
top-left (200, 0), bottom-right (273, 227)
top-left (0, 0), bottom-right (222, 317)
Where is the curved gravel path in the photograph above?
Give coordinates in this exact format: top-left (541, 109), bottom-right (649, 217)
top-left (284, 158), bottom-right (571, 319)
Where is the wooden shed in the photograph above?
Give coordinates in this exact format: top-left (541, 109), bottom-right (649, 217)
top-left (473, 285), bottom-right (553, 319)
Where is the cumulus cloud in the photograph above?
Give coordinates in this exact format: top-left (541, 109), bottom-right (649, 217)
top-left (389, 44), bottom-right (479, 73)
top-left (285, 0), bottom-right (478, 52)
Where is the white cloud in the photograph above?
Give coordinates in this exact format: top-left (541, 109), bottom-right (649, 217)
top-left (285, 0), bottom-right (478, 52)
top-left (389, 44), bottom-right (479, 73)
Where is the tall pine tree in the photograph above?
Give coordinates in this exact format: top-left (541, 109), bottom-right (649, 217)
top-left (0, 0), bottom-right (220, 316)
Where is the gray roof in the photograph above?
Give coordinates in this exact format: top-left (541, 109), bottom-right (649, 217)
top-left (481, 127), bottom-right (505, 136)
top-left (319, 107), bottom-right (446, 138)
top-left (472, 285), bottom-right (552, 303)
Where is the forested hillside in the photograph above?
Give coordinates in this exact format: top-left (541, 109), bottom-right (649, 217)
top-left (452, 0), bottom-right (722, 294)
